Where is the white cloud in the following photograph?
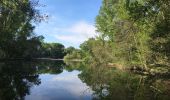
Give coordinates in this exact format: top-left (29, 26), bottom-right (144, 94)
top-left (54, 21), bottom-right (97, 44)
top-left (35, 20), bottom-right (97, 47)
top-left (66, 21), bottom-right (96, 37)
top-left (54, 34), bottom-right (84, 43)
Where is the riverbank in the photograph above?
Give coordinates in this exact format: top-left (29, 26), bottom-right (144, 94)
top-left (34, 58), bottom-right (63, 61)
top-left (0, 58), bottom-right (64, 62)
top-left (0, 58), bottom-right (84, 62)
top-left (107, 63), bottom-right (170, 77)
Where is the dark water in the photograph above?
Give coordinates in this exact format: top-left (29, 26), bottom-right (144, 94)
top-left (0, 61), bottom-right (169, 100)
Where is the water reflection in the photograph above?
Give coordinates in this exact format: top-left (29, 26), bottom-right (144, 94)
top-left (76, 62), bottom-right (170, 100)
top-left (25, 70), bottom-right (93, 100)
top-left (0, 60), bottom-right (93, 100)
top-left (0, 61), bottom-right (40, 100)
top-left (35, 60), bottom-right (65, 74)
top-left (0, 60), bottom-right (169, 100)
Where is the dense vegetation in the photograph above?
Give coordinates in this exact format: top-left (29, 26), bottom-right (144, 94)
top-left (64, 46), bottom-right (83, 61)
top-left (1, 0), bottom-right (169, 74)
top-left (0, 0), bottom-right (169, 99)
top-left (0, 0), bottom-right (66, 59)
top-left (65, 0), bottom-right (170, 75)
top-left (38, 43), bottom-right (66, 59)
top-left (0, 0), bottom-right (43, 58)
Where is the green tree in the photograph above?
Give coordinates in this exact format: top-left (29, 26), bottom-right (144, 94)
top-left (40, 43), bottom-right (66, 59)
top-left (65, 46), bottom-right (76, 54)
top-left (76, 0), bottom-right (170, 74)
top-left (127, 0), bottom-right (170, 70)
top-left (0, 0), bottom-right (44, 59)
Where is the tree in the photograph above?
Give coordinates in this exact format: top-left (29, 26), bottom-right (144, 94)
top-left (127, 0), bottom-right (170, 69)
top-left (0, 0), bottom-right (44, 59)
top-left (65, 46), bottom-right (76, 54)
top-left (77, 0), bottom-right (170, 73)
top-left (40, 43), bottom-right (66, 59)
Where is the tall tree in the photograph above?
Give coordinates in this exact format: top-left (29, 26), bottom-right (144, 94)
top-left (94, 0), bottom-right (170, 70)
top-left (127, 0), bottom-right (170, 68)
top-left (0, 0), bottom-right (44, 58)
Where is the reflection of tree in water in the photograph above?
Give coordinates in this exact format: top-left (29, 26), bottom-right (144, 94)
top-left (77, 62), bottom-right (170, 100)
top-left (0, 60), bottom-right (66, 100)
top-left (0, 60), bottom-right (69, 100)
top-left (64, 61), bottom-right (85, 72)
top-left (35, 60), bottom-right (65, 74)
top-left (0, 61), bottom-right (40, 100)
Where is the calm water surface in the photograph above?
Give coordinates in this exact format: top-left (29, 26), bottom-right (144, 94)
top-left (0, 60), bottom-right (169, 100)
top-left (25, 70), bottom-right (93, 100)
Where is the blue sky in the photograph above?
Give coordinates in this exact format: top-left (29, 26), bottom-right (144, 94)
top-left (35, 0), bottom-right (102, 48)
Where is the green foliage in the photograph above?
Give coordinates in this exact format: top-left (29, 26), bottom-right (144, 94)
top-left (0, 0), bottom-right (44, 59)
top-left (39, 43), bottom-right (66, 59)
top-left (64, 46), bottom-right (76, 54)
top-left (127, 0), bottom-right (170, 68)
top-left (80, 38), bottom-right (114, 64)
top-left (75, 0), bottom-right (170, 73)
top-left (0, 0), bottom-right (66, 59)
top-left (64, 49), bottom-right (83, 61)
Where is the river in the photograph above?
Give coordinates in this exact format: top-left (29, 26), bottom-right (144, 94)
top-left (0, 60), bottom-right (169, 100)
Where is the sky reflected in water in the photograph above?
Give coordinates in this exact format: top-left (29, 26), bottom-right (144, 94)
top-left (25, 70), bottom-right (93, 100)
